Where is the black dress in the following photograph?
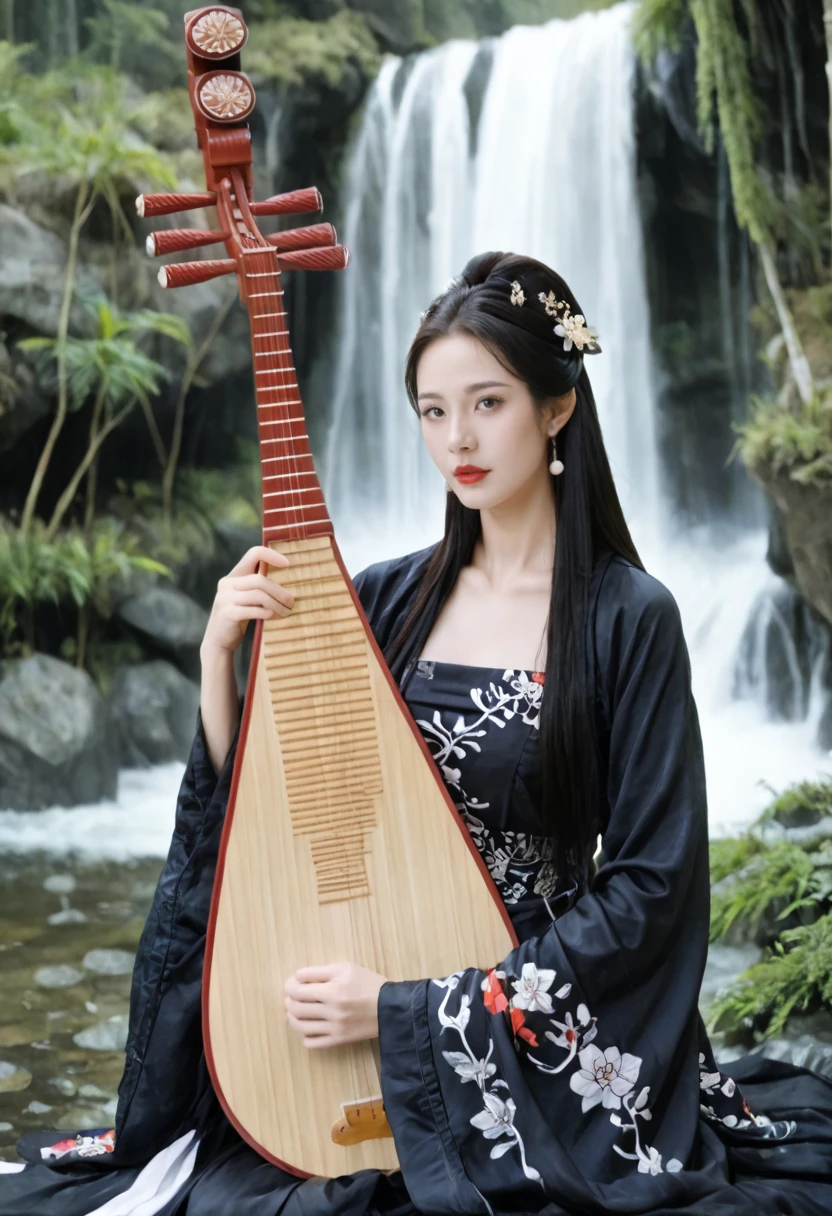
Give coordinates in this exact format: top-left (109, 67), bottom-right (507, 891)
top-left (1, 544), bottom-right (832, 1216)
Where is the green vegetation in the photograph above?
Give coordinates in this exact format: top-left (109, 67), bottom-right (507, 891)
top-left (705, 778), bottom-right (832, 1040)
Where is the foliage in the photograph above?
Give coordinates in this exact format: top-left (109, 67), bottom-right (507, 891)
top-left (762, 777), bottom-right (832, 825)
top-left (632, 0), bottom-right (689, 60)
top-left (18, 297), bottom-right (188, 415)
top-left (245, 10), bottom-right (382, 93)
top-left (0, 513), bottom-right (170, 657)
top-left (634, 0), bottom-right (773, 246)
top-left (729, 392), bottom-right (832, 485)
top-left (706, 777), bottom-right (832, 1040)
top-left (709, 832), bottom-right (764, 884)
top-left (110, 438), bottom-right (262, 568)
top-left (705, 911), bottom-right (832, 1038)
top-left (709, 840), bottom-right (825, 942)
top-left (83, 0), bottom-right (176, 73)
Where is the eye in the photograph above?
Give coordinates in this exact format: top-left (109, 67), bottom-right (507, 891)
top-left (477, 397), bottom-right (501, 411)
top-left (420, 406), bottom-right (442, 419)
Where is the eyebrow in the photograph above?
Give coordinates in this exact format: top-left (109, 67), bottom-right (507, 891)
top-left (417, 380), bottom-right (511, 401)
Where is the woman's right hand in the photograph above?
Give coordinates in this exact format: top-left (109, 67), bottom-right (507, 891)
top-left (201, 545), bottom-right (295, 656)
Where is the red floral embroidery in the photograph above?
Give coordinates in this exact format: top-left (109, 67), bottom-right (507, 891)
top-left (509, 1005), bottom-right (540, 1047)
top-left (482, 968), bottom-right (509, 1015)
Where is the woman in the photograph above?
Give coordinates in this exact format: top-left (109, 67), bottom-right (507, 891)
top-left (2, 251), bottom-right (831, 1215)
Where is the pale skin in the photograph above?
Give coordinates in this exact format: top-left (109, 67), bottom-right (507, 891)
top-left (199, 330), bottom-right (575, 1048)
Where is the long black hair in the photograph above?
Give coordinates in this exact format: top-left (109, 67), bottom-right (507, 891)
top-left (384, 251), bottom-right (644, 886)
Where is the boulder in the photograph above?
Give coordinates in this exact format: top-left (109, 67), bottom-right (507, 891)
top-left (0, 204), bottom-right (100, 336)
top-left (115, 587), bottom-right (209, 682)
top-left (107, 660), bottom-right (200, 766)
top-left (0, 653), bottom-right (118, 810)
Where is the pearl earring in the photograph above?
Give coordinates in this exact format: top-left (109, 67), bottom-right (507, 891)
top-left (549, 434), bottom-right (564, 476)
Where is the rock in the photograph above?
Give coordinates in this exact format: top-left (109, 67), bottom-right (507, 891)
top-left (751, 468), bottom-right (832, 630)
top-left (78, 1083), bottom-right (108, 1099)
top-left (43, 875), bottom-right (77, 896)
top-left (72, 1014), bottom-right (129, 1053)
top-left (107, 661), bottom-right (200, 766)
top-left (115, 588), bottom-right (209, 681)
top-left (0, 339), bottom-right (51, 453)
top-left (47, 906), bottom-right (88, 927)
top-left (0, 1123), bottom-right (12, 1133)
top-left (0, 1062), bottom-right (32, 1093)
top-left (755, 1035), bottom-right (832, 1077)
top-left (48, 1077), bottom-right (77, 1097)
top-left (82, 949), bottom-right (134, 977)
top-left (23, 1101), bottom-right (52, 1115)
top-left (0, 653), bottom-right (119, 810)
top-left (0, 204), bottom-right (100, 337)
top-left (34, 965), bottom-right (85, 990)
top-left (699, 944), bottom-right (762, 1009)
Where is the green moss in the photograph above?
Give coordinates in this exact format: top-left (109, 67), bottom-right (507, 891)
top-left (763, 778), bottom-right (832, 827)
top-left (730, 393), bottom-right (832, 486)
top-left (705, 911), bottom-right (832, 1038)
top-left (245, 10), bottom-right (382, 94)
top-left (632, 0), bottom-right (689, 60)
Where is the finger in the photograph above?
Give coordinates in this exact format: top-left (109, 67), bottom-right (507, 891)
top-left (287, 1013), bottom-right (332, 1037)
top-left (228, 546), bottom-right (289, 578)
top-left (303, 1035), bottom-right (337, 1049)
top-left (295, 965), bottom-right (340, 983)
top-left (229, 578), bottom-right (294, 611)
top-left (284, 981), bottom-right (331, 1004)
top-left (229, 589), bottom-right (293, 616)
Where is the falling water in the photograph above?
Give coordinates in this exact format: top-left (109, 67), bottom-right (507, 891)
top-left (324, 3), bottom-right (659, 555)
top-left (323, 0), bottom-right (832, 836)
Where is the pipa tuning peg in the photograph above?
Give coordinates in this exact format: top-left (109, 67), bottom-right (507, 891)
top-left (147, 229), bottom-right (230, 257)
top-left (276, 245), bottom-right (350, 272)
top-left (158, 258), bottom-right (236, 288)
top-left (250, 188), bottom-right (323, 217)
top-left (137, 192), bottom-right (216, 218)
top-left (185, 7), bottom-right (248, 58)
top-left (266, 223), bottom-right (337, 253)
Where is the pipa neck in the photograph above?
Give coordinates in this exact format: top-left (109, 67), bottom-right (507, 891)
top-left (242, 248), bottom-right (332, 546)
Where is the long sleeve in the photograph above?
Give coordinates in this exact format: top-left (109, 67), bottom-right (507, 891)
top-left (376, 565), bottom-right (720, 1214)
top-left (112, 692), bottom-right (246, 1165)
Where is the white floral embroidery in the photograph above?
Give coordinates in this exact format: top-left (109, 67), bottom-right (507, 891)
top-left (570, 1044), bottom-right (642, 1112)
top-left (434, 974), bottom-right (542, 1184)
top-left (413, 664), bottom-right (554, 905)
top-left (511, 963), bottom-right (558, 1013)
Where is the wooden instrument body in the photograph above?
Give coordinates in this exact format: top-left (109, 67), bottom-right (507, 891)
top-left (203, 535), bottom-right (517, 1177)
top-left (144, 3), bottom-right (517, 1181)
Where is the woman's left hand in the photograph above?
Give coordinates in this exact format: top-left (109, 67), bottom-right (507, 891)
top-left (284, 962), bottom-right (388, 1048)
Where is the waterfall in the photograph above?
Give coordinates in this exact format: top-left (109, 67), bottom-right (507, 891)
top-left (324, 2), bottom-right (660, 558)
top-left (322, 0), bottom-right (831, 838)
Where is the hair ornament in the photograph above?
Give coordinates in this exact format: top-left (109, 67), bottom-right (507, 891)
top-left (538, 291), bottom-right (599, 352)
top-left (510, 280), bottom-right (525, 306)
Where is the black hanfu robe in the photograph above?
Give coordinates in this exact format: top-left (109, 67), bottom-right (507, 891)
top-left (1, 542), bottom-right (832, 1216)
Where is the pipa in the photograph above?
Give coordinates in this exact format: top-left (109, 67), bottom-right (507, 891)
top-left (140, 4), bottom-right (517, 1179)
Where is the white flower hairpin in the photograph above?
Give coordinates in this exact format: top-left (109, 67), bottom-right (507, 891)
top-left (537, 291), bottom-right (599, 352)
top-left (504, 280), bottom-right (599, 352)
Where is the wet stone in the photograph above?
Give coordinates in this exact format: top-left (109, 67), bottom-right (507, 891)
top-left (47, 907), bottom-right (88, 927)
top-left (0, 1123), bottom-right (12, 1133)
top-left (78, 1083), bottom-right (108, 1099)
top-left (48, 1077), bottom-right (76, 1097)
top-left (0, 1063), bottom-right (32, 1093)
top-left (43, 875), bottom-right (76, 896)
top-left (34, 965), bottom-right (84, 989)
top-left (23, 1101), bottom-right (52, 1115)
top-left (72, 1014), bottom-right (129, 1052)
top-left (82, 949), bottom-right (134, 977)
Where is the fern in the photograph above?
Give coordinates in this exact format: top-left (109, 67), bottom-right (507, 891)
top-left (705, 913), bottom-right (832, 1038)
